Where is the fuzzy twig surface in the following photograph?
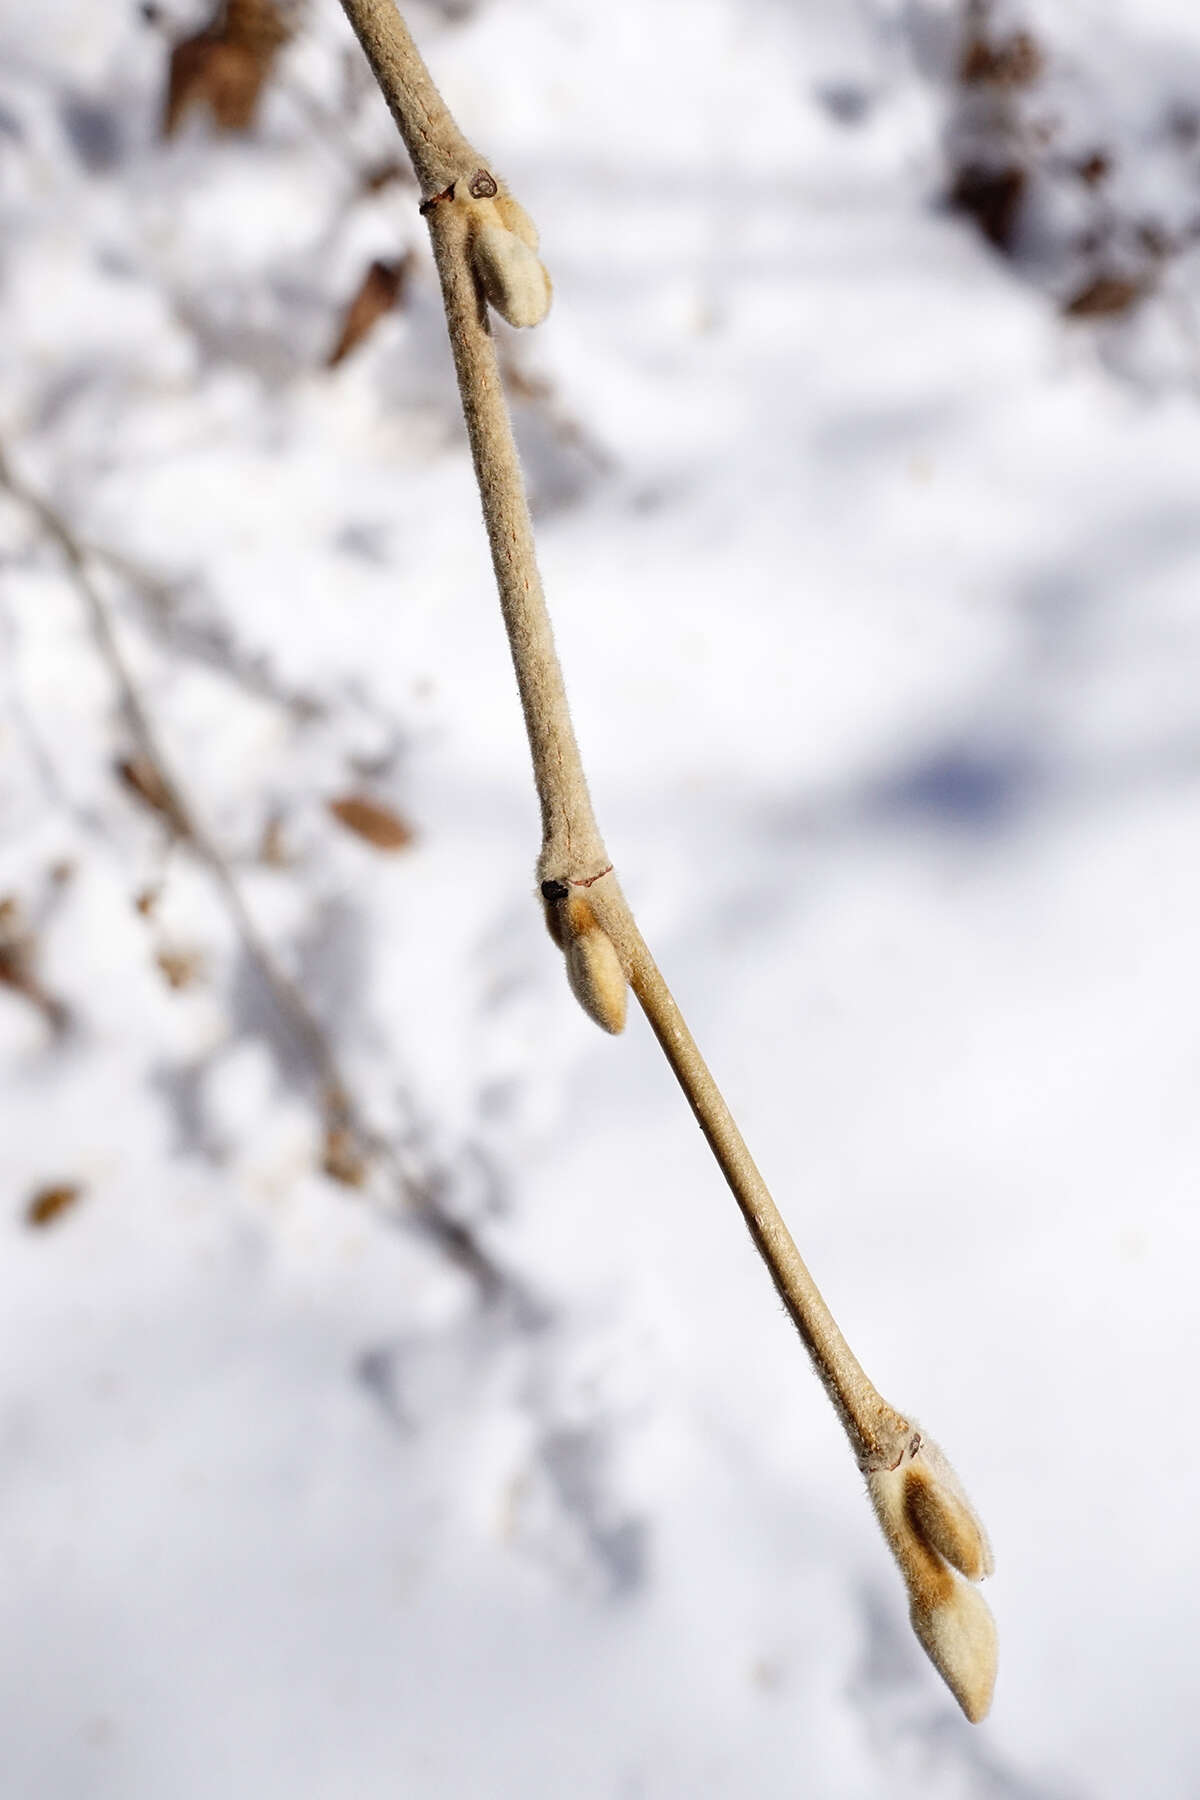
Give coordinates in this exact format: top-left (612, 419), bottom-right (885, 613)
top-left (337, 0), bottom-right (998, 1720)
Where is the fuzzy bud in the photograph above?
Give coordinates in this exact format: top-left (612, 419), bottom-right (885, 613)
top-left (493, 192), bottom-right (540, 250)
top-left (541, 885), bottom-right (627, 1034)
top-left (472, 225), bottom-right (553, 329)
top-left (866, 1431), bottom-right (997, 1722)
top-left (904, 1437), bottom-right (993, 1581)
top-left (909, 1572), bottom-right (998, 1725)
top-left (565, 917), bottom-right (627, 1034)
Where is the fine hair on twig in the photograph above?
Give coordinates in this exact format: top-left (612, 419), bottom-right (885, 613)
top-left (337, 0), bottom-right (999, 1721)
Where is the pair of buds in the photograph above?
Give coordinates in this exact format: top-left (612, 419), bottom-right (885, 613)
top-left (541, 879), bottom-right (628, 1035)
top-left (425, 167), bottom-right (553, 328)
top-left (866, 1432), bottom-right (998, 1721)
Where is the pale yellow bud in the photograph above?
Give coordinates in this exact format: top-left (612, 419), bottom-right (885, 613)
top-left (904, 1437), bottom-right (993, 1581)
top-left (493, 192), bottom-right (540, 251)
top-left (910, 1574), bottom-right (998, 1724)
top-left (541, 885), bottom-right (627, 1034)
top-left (472, 225), bottom-right (553, 329)
top-left (563, 896), bottom-right (626, 1035)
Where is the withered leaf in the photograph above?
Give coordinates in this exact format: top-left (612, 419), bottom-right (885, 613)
top-left (164, 38), bottom-right (266, 134)
top-left (327, 258), bottom-right (413, 368)
top-left (949, 163), bottom-right (1027, 252)
top-left (1075, 151), bottom-right (1111, 187)
top-left (0, 893), bottom-right (27, 974)
top-left (162, 0), bottom-right (291, 137)
top-left (156, 948), bottom-right (204, 990)
top-left (0, 897), bottom-right (37, 995)
top-left (115, 754), bottom-right (183, 827)
top-left (328, 794), bottom-right (414, 851)
top-left (27, 1183), bottom-right (84, 1228)
top-left (0, 896), bottom-right (70, 1031)
top-left (959, 30), bottom-right (1043, 88)
top-left (1062, 274), bottom-right (1147, 318)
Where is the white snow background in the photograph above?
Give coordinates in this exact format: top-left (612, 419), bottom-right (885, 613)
top-left (2, 0), bottom-right (1199, 1794)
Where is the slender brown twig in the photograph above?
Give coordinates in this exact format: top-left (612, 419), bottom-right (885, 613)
top-left (0, 443), bottom-right (515, 1302)
top-left (336, 0), bottom-right (999, 1719)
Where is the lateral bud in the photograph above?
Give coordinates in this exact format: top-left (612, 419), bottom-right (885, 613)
top-left (540, 884), bottom-right (627, 1035)
top-left (903, 1435), bottom-right (994, 1581)
top-left (493, 192), bottom-right (540, 250)
top-left (472, 224), bottom-right (553, 328)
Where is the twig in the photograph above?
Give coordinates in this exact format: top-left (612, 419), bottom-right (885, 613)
top-left (0, 443), bottom-right (514, 1304)
top-left (0, 447), bottom-right (338, 1077)
top-left (82, 540), bottom-right (326, 721)
top-left (337, 0), bottom-right (998, 1721)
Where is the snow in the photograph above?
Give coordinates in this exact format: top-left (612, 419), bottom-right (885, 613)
top-left (2, 0), bottom-right (1199, 1794)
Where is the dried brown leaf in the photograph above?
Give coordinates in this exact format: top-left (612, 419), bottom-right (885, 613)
top-left (327, 258), bottom-right (413, 368)
top-left (224, 0), bottom-right (292, 52)
top-left (328, 793), bottom-right (414, 851)
top-left (0, 896), bottom-right (69, 1030)
top-left (27, 1183), bottom-right (84, 1228)
top-left (1062, 274), bottom-right (1147, 318)
top-left (949, 163), bottom-right (1027, 252)
top-left (960, 30), bottom-right (1042, 88)
top-left (115, 754), bottom-right (180, 824)
top-left (1075, 151), bottom-right (1110, 186)
top-left (0, 896), bottom-right (37, 995)
top-left (164, 37), bottom-right (265, 134)
top-left (156, 948), bottom-right (205, 990)
top-left (0, 894), bottom-right (25, 953)
top-left (162, 0), bottom-right (291, 137)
